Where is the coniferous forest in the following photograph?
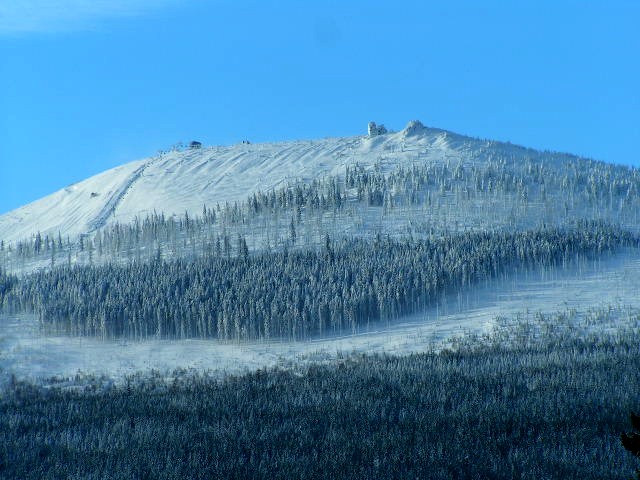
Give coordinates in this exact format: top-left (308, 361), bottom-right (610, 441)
top-left (1, 222), bottom-right (634, 341)
top-left (1, 321), bottom-right (639, 479)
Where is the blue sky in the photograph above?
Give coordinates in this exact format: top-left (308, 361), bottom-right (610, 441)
top-left (1, 0), bottom-right (638, 215)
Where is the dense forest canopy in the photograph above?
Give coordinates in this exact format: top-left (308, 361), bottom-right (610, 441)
top-left (1, 222), bottom-right (635, 341)
top-left (2, 319), bottom-right (638, 479)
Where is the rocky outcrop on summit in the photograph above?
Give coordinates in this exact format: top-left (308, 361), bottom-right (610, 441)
top-left (403, 120), bottom-right (426, 137)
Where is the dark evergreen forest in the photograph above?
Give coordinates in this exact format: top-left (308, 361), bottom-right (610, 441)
top-left (1, 324), bottom-right (638, 479)
top-left (1, 222), bottom-right (634, 341)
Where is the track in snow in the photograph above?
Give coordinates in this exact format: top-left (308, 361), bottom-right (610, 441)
top-left (85, 161), bottom-right (151, 233)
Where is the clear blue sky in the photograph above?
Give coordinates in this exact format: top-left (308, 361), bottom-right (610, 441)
top-left (1, 0), bottom-right (638, 215)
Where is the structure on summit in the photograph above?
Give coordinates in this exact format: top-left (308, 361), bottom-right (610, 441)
top-left (368, 121), bottom-right (388, 137)
top-left (189, 141), bottom-right (202, 149)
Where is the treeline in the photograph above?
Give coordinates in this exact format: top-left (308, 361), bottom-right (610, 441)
top-left (2, 322), bottom-right (639, 479)
top-left (3, 143), bottom-right (640, 272)
top-left (1, 223), bottom-right (635, 341)
top-left (346, 152), bottom-right (640, 210)
top-left (1, 175), bottom-right (347, 267)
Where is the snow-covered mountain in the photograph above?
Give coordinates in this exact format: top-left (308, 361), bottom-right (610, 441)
top-left (0, 122), bottom-right (424, 243)
top-left (2, 120), bottom-right (640, 384)
top-left (1, 120), bottom-right (639, 249)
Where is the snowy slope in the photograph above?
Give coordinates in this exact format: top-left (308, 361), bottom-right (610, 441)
top-left (0, 122), bottom-right (474, 244)
top-left (2, 121), bottom-right (640, 384)
top-left (1, 120), bottom-right (637, 248)
top-left (0, 160), bottom-right (147, 243)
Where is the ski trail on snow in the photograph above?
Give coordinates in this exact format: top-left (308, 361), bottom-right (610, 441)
top-left (85, 159), bottom-right (155, 233)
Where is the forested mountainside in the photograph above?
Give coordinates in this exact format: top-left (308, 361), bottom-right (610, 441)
top-left (1, 223), bottom-right (635, 341)
top-left (2, 123), bottom-right (640, 479)
top-left (2, 121), bottom-right (640, 274)
top-left (1, 122), bottom-right (640, 343)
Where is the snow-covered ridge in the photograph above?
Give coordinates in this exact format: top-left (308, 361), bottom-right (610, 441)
top-left (0, 122), bottom-right (443, 243)
top-left (0, 120), bottom-right (631, 244)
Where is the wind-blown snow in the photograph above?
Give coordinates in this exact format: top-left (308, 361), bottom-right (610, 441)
top-left (2, 249), bottom-right (639, 384)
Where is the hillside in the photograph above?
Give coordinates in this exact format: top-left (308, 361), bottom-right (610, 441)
top-left (2, 123), bottom-right (640, 480)
top-left (2, 119), bottom-right (640, 370)
top-left (2, 120), bottom-right (639, 249)
top-left (3, 120), bottom-right (640, 278)
top-left (0, 122), bottom-right (435, 243)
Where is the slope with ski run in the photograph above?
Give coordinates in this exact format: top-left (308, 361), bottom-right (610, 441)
top-left (0, 121), bottom-right (503, 244)
top-left (2, 121), bottom-right (640, 384)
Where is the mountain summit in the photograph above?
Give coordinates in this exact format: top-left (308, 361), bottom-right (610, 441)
top-left (1, 121), bottom-right (638, 248)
